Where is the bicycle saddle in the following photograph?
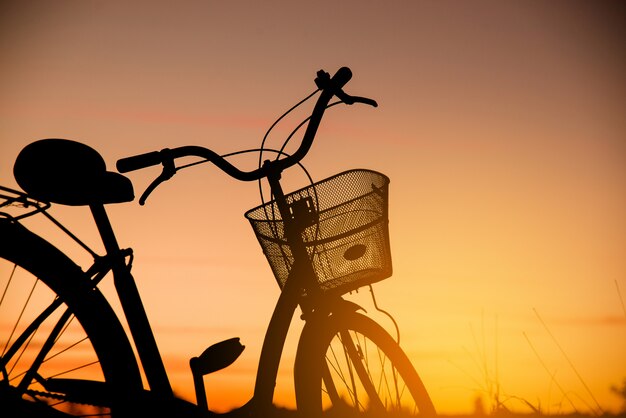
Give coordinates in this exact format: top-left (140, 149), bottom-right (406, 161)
top-left (14, 138), bottom-right (134, 206)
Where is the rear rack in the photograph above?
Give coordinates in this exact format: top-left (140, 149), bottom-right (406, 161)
top-left (0, 185), bottom-right (102, 259)
top-left (0, 185), bottom-right (50, 221)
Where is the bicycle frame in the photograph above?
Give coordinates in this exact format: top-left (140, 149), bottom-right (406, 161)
top-left (86, 169), bottom-right (334, 413)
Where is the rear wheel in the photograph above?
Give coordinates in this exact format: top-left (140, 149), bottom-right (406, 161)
top-left (296, 309), bottom-right (436, 417)
top-left (0, 220), bottom-right (143, 417)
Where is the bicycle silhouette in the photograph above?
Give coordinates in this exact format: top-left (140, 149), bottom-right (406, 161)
top-left (0, 68), bottom-right (436, 417)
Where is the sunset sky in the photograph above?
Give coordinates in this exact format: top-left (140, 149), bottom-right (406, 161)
top-left (1, 1), bottom-right (625, 415)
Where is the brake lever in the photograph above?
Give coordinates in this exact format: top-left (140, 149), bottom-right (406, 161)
top-left (342, 94), bottom-right (378, 108)
top-left (315, 70), bottom-right (377, 107)
top-left (138, 149), bottom-right (176, 205)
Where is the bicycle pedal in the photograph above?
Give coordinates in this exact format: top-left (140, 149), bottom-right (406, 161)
top-left (190, 337), bottom-right (244, 410)
top-left (190, 337), bottom-right (245, 376)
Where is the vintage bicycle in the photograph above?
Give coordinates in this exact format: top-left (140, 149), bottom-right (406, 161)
top-left (0, 68), bottom-right (436, 417)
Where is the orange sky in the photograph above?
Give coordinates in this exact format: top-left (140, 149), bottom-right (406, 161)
top-left (1, 1), bottom-right (625, 415)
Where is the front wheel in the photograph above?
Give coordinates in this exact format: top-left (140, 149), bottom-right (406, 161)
top-left (295, 309), bottom-right (436, 417)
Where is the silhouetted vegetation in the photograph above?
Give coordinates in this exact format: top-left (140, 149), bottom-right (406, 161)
top-left (611, 378), bottom-right (626, 414)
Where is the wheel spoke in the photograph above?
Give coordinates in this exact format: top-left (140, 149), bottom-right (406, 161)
top-left (48, 360), bottom-right (101, 379)
top-left (0, 262), bottom-right (17, 309)
top-left (18, 308), bottom-right (73, 391)
top-left (326, 338), bottom-right (357, 405)
top-left (2, 295), bottom-right (64, 369)
top-left (340, 331), bottom-right (360, 407)
top-left (46, 335), bottom-right (89, 363)
top-left (2, 277), bottom-right (38, 357)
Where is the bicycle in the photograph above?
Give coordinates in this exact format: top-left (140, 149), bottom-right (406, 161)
top-left (0, 67), bottom-right (436, 417)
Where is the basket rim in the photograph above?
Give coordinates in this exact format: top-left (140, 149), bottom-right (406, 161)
top-left (244, 168), bottom-right (389, 220)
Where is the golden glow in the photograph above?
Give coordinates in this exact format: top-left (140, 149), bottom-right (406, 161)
top-left (1, 1), bottom-right (624, 415)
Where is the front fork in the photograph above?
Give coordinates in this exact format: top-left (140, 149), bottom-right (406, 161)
top-left (251, 260), bottom-right (307, 412)
top-left (252, 279), bottom-right (363, 413)
top-left (293, 297), bottom-right (364, 411)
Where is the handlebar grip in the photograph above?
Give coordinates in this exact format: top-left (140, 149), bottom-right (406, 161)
top-left (332, 66), bottom-right (353, 87)
top-left (117, 151), bottom-right (162, 173)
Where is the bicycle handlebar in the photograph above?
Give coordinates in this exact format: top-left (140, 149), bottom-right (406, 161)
top-left (118, 146), bottom-right (267, 181)
top-left (117, 67), bottom-right (376, 186)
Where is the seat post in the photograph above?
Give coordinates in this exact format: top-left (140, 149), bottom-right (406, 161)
top-left (89, 204), bottom-right (122, 255)
top-left (89, 204), bottom-right (173, 396)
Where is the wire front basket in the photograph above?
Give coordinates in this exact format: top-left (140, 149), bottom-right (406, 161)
top-left (245, 169), bottom-right (392, 295)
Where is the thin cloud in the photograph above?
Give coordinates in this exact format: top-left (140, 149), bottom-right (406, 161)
top-left (549, 315), bottom-right (626, 327)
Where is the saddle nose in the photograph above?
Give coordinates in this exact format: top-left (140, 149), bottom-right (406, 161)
top-left (14, 138), bottom-right (134, 206)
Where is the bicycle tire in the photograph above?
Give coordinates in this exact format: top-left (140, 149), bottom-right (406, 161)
top-left (295, 309), bottom-right (436, 417)
top-left (0, 220), bottom-right (143, 417)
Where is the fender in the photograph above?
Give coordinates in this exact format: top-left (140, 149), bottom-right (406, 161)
top-left (328, 298), bottom-right (366, 317)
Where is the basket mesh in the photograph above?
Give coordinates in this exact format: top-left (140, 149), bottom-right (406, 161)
top-left (245, 169), bottom-right (391, 295)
